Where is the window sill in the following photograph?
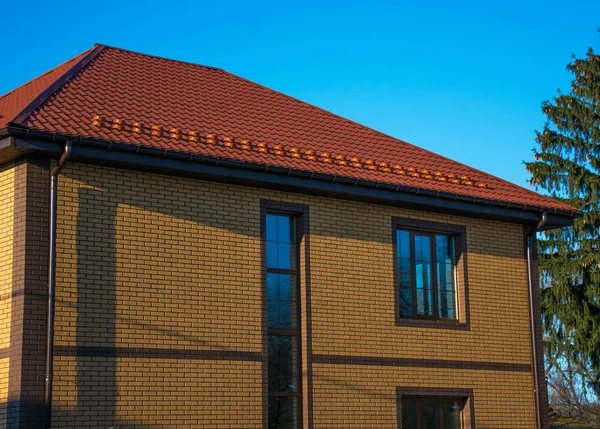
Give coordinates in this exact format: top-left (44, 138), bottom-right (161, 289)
top-left (395, 317), bottom-right (469, 330)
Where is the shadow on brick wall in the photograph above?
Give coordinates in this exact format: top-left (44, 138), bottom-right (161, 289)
top-left (51, 181), bottom-right (264, 428)
top-left (0, 400), bottom-right (163, 429)
top-left (52, 187), bottom-right (119, 427)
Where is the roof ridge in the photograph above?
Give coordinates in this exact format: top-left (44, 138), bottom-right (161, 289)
top-left (8, 44), bottom-right (107, 125)
top-left (99, 44), bottom-right (222, 71)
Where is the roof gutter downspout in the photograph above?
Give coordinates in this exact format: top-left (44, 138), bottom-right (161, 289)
top-left (526, 211), bottom-right (548, 429)
top-left (44, 141), bottom-right (72, 429)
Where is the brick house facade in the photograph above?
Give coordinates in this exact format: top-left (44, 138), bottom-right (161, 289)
top-left (0, 45), bottom-right (578, 428)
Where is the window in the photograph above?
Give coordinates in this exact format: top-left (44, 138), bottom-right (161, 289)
top-left (397, 388), bottom-right (474, 428)
top-left (396, 229), bottom-right (458, 320)
top-left (266, 213), bottom-right (301, 429)
top-left (401, 397), bottom-right (464, 429)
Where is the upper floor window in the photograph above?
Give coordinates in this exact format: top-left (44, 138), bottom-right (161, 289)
top-left (396, 229), bottom-right (457, 320)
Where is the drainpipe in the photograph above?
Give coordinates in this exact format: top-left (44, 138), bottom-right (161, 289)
top-left (526, 211), bottom-right (548, 429)
top-left (44, 141), bottom-right (73, 429)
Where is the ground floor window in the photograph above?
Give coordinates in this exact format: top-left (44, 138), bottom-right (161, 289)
top-left (401, 397), bottom-right (464, 429)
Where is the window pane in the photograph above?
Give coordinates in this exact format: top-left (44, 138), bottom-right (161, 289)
top-left (277, 216), bottom-right (293, 244)
top-left (266, 214), bottom-right (278, 242)
top-left (442, 401), bottom-right (463, 429)
top-left (397, 230), bottom-right (413, 316)
top-left (267, 273), bottom-right (297, 328)
top-left (403, 398), bottom-right (464, 429)
top-left (268, 396), bottom-right (299, 429)
top-left (399, 285), bottom-right (413, 317)
top-left (436, 235), bottom-right (456, 319)
top-left (268, 336), bottom-right (299, 392)
top-left (266, 215), bottom-right (296, 270)
top-left (415, 235), bottom-right (433, 316)
top-left (438, 291), bottom-right (456, 319)
top-left (278, 242), bottom-right (293, 270)
top-left (420, 402), bottom-right (439, 429)
top-left (267, 241), bottom-right (279, 268)
top-left (401, 399), bottom-right (417, 428)
top-left (436, 234), bottom-right (452, 263)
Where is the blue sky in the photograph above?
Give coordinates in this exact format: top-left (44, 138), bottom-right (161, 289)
top-left (1, 0), bottom-right (598, 190)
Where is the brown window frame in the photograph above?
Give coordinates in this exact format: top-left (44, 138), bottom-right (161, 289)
top-left (261, 200), bottom-right (312, 429)
top-left (397, 229), bottom-right (457, 320)
top-left (401, 397), bottom-right (465, 429)
top-left (266, 212), bottom-right (302, 427)
top-left (392, 217), bottom-right (470, 330)
top-left (396, 387), bottom-right (475, 429)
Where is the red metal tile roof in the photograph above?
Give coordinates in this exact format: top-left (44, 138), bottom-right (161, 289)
top-left (0, 44), bottom-right (576, 213)
top-left (0, 48), bottom-right (92, 128)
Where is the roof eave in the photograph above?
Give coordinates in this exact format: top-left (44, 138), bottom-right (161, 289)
top-left (1, 125), bottom-right (578, 228)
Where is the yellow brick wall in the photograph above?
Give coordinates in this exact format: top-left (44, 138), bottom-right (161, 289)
top-left (53, 162), bottom-right (536, 428)
top-left (53, 356), bottom-right (262, 428)
top-left (0, 163), bottom-right (14, 350)
top-left (0, 163), bottom-right (14, 428)
top-left (312, 365), bottom-right (535, 428)
top-left (0, 163), bottom-right (15, 428)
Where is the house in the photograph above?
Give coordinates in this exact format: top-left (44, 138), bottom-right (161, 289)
top-left (0, 44), bottom-right (578, 429)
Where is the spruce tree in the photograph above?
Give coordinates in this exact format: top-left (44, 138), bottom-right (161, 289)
top-left (526, 41), bottom-right (600, 402)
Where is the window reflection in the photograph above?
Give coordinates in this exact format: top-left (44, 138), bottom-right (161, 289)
top-left (268, 336), bottom-right (299, 392)
top-left (397, 230), bottom-right (413, 316)
top-left (420, 402), bottom-right (439, 429)
top-left (436, 235), bottom-right (456, 319)
top-left (267, 273), bottom-right (297, 328)
top-left (266, 213), bottom-right (300, 429)
top-left (415, 235), bottom-right (433, 316)
top-left (401, 398), bottom-right (464, 429)
top-left (442, 401), bottom-right (462, 429)
top-left (266, 214), bottom-right (296, 270)
top-left (268, 397), bottom-right (298, 429)
top-left (396, 229), bottom-right (457, 320)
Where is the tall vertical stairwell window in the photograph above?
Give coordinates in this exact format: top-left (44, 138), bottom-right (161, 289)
top-left (266, 213), bottom-right (301, 429)
top-left (397, 229), bottom-right (457, 320)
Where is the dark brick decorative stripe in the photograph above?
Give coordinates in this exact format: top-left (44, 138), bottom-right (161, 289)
top-left (0, 288), bottom-right (25, 302)
top-left (54, 345), bottom-right (262, 362)
top-left (0, 347), bottom-right (11, 359)
top-left (313, 354), bottom-right (531, 373)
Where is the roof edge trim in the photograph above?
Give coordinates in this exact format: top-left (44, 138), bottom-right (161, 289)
top-left (9, 44), bottom-right (107, 125)
top-left (98, 44), bottom-right (222, 71)
top-left (3, 125), bottom-right (579, 226)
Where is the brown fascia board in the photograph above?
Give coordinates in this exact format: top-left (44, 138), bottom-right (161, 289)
top-left (0, 125), bottom-right (579, 228)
